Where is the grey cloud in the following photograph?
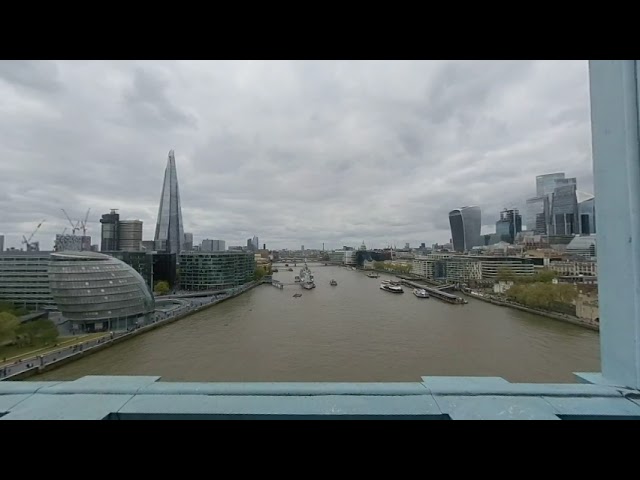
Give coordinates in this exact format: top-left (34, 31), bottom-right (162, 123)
top-left (0, 60), bottom-right (63, 93)
top-left (0, 60), bottom-right (593, 250)
top-left (122, 67), bottom-right (197, 129)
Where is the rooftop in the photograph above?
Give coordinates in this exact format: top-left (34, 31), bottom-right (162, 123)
top-left (50, 251), bottom-right (110, 261)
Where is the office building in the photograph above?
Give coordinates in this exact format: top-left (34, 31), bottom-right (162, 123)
top-left (525, 196), bottom-right (549, 234)
top-left (154, 150), bottom-right (184, 254)
top-left (183, 233), bottom-right (193, 251)
top-left (578, 194), bottom-right (597, 235)
top-left (48, 251), bottom-right (154, 332)
top-left (54, 234), bottom-right (91, 252)
top-left (104, 251), bottom-right (151, 288)
top-left (100, 209), bottom-right (120, 252)
top-left (140, 241), bottom-right (156, 252)
top-left (550, 183), bottom-right (579, 235)
top-left (566, 235), bottom-right (597, 259)
top-left (178, 251), bottom-right (255, 291)
top-left (536, 173), bottom-right (566, 197)
top-left (201, 239), bottom-right (226, 252)
top-left (0, 235), bottom-right (4, 252)
top-left (480, 257), bottom-right (535, 279)
top-left (0, 251), bottom-right (54, 310)
top-left (118, 220), bottom-right (143, 251)
top-left (448, 206), bottom-right (482, 252)
top-left (495, 208), bottom-right (522, 244)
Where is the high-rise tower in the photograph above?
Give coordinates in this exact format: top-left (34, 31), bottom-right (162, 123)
top-left (154, 150), bottom-right (184, 254)
top-left (448, 206), bottom-right (482, 253)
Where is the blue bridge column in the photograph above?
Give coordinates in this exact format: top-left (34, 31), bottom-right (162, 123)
top-left (589, 60), bottom-right (640, 389)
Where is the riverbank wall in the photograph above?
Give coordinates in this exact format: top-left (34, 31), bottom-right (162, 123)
top-left (463, 291), bottom-right (599, 332)
top-left (6, 281), bottom-right (265, 381)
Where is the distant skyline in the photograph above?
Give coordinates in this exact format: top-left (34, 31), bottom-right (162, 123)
top-left (0, 60), bottom-right (593, 250)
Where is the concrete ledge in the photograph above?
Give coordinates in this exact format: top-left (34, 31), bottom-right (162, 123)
top-left (137, 382), bottom-right (428, 396)
top-left (421, 376), bottom-right (625, 397)
top-left (2, 373), bottom-right (639, 420)
top-left (117, 394), bottom-right (442, 418)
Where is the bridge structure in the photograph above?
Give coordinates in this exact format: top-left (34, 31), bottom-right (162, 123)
top-left (1, 61), bottom-right (640, 419)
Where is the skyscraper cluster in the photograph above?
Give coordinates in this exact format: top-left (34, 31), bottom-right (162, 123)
top-left (525, 173), bottom-right (595, 236)
top-left (448, 171), bottom-right (595, 253)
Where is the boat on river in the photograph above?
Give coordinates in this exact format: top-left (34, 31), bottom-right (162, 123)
top-left (413, 288), bottom-right (429, 298)
top-left (380, 283), bottom-right (403, 294)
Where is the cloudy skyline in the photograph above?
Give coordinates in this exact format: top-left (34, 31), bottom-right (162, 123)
top-left (0, 60), bottom-right (593, 251)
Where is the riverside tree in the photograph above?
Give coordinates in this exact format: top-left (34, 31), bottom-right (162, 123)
top-left (154, 281), bottom-right (171, 295)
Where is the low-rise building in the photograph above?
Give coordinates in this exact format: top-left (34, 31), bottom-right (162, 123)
top-left (413, 254), bottom-right (533, 282)
top-left (480, 257), bottom-right (535, 279)
top-left (328, 250), bottom-right (357, 265)
top-left (548, 260), bottom-right (597, 277)
top-left (412, 254), bottom-right (481, 283)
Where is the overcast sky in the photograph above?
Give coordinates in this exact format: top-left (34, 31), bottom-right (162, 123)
top-left (0, 60), bottom-right (593, 251)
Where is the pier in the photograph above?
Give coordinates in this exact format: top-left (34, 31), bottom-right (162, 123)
top-left (399, 279), bottom-right (466, 304)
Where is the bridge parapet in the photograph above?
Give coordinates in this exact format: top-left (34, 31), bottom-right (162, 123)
top-left (1, 374), bottom-right (638, 420)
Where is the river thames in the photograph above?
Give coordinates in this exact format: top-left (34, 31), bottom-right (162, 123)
top-left (34, 264), bottom-right (600, 383)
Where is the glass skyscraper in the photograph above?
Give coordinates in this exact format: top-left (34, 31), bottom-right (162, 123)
top-left (448, 206), bottom-right (481, 252)
top-left (154, 150), bottom-right (184, 255)
top-left (536, 173), bottom-right (566, 197)
top-left (525, 196), bottom-right (549, 234)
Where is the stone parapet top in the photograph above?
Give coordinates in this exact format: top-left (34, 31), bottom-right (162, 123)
top-left (1, 374), bottom-right (639, 420)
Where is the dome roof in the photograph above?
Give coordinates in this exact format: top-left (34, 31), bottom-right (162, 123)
top-left (49, 252), bottom-right (154, 323)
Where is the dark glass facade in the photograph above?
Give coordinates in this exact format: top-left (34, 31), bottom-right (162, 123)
top-left (355, 250), bottom-right (392, 266)
top-left (449, 206), bottom-right (481, 252)
top-left (178, 252), bottom-right (255, 291)
top-left (551, 184), bottom-right (579, 235)
top-left (100, 210), bottom-right (120, 252)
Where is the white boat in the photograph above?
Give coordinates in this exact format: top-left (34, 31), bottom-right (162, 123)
top-left (413, 288), bottom-right (429, 298)
top-left (366, 272), bottom-right (379, 278)
top-left (380, 283), bottom-right (403, 294)
top-left (330, 279), bottom-right (337, 286)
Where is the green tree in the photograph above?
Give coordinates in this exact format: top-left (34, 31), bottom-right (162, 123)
top-left (0, 311), bottom-right (20, 345)
top-left (16, 319), bottom-right (59, 347)
top-left (533, 269), bottom-right (557, 284)
top-left (254, 268), bottom-right (266, 281)
top-left (154, 281), bottom-right (171, 295)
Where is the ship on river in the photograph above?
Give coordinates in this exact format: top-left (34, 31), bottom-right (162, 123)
top-left (300, 263), bottom-right (316, 290)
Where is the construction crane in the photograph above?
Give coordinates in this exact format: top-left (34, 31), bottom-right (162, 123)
top-left (61, 208), bottom-right (80, 235)
top-left (80, 208), bottom-right (91, 237)
top-left (22, 219), bottom-right (45, 251)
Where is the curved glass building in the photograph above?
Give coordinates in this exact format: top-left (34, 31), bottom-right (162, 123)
top-left (48, 251), bottom-right (155, 332)
top-left (449, 206), bottom-right (481, 253)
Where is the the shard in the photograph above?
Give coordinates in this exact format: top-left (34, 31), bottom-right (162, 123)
top-left (154, 150), bottom-right (184, 254)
